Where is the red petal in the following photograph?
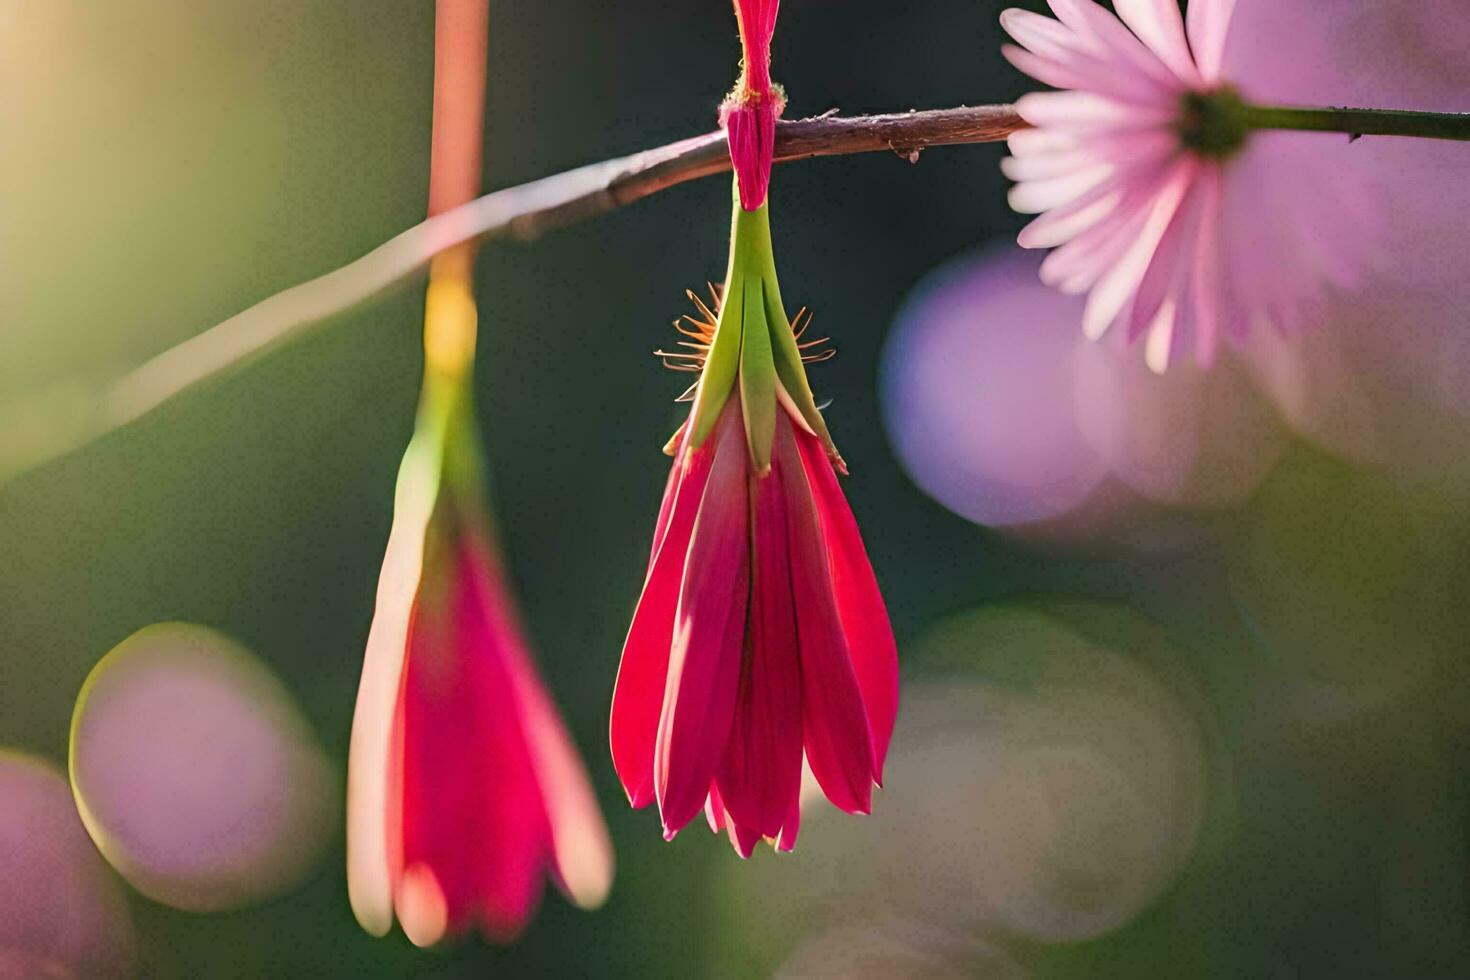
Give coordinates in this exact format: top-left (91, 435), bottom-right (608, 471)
top-left (704, 784), bottom-right (727, 835)
top-left (464, 533), bottom-right (613, 913)
top-left (725, 813), bottom-right (763, 859)
top-left (653, 403), bottom-right (751, 837)
top-left (646, 428), bottom-right (687, 575)
top-left (399, 533), bottom-right (549, 943)
top-left (707, 784), bottom-right (761, 858)
top-left (780, 420), bottom-right (875, 814)
top-left (775, 790), bottom-right (801, 853)
top-left (793, 426), bottom-right (899, 779)
top-left (733, 0), bottom-right (780, 93)
top-left (724, 102), bottom-right (777, 211)
top-left (714, 455), bottom-right (803, 840)
top-left (611, 443), bottom-right (715, 808)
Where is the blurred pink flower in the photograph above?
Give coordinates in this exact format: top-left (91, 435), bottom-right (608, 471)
top-left (1, 753), bottom-right (136, 978)
top-left (881, 248), bottom-right (1108, 528)
top-left (347, 377), bottom-right (612, 946)
top-left (1001, 0), bottom-right (1368, 372)
top-left (1228, 0), bottom-right (1470, 458)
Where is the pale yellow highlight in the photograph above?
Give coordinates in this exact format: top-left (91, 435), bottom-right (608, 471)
top-left (345, 432), bottom-right (444, 937)
top-left (423, 251), bottom-right (479, 379)
top-left (396, 864), bottom-right (449, 948)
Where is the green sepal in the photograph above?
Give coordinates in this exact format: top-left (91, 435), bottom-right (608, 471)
top-left (738, 273), bottom-right (776, 473)
top-left (758, 222), bottom-right (842, 465)
top-left (687, 182), bottom-right (840, 468)
top-left (412, 358), bottom-right (491, 525)
top-left (686, 191), bottom-right (751, 448)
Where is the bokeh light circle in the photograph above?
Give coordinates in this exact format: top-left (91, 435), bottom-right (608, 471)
top-left (1224, 451), bottom-right (1462, 707)
top-left (69, 623), bottom-right (339, 913)
top-left (773, 917), bottom-right (1023, 980)
top-left (881, 247), bottom-right (1108, 528)
top-left (1071, 341), bottom-right (1288, 510)
top-left (716, 602), bottom-right (1216, 965)
top-left (0, 751), bottom-right (136, 977)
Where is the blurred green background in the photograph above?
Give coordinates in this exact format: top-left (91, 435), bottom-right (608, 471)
top-left (4, 1), bottom-right (1470, 977)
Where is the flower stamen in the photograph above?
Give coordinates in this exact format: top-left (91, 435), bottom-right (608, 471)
top-left (654, 287), bottom-right (836, 379)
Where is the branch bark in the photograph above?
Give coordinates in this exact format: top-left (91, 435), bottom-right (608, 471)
top-left (14, 104), bottom-right (1024, 483)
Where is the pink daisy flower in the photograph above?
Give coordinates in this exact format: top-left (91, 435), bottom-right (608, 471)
top-left (1000, 0), bottom-right (1368, 371)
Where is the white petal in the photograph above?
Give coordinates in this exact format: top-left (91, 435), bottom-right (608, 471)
top-left (1018, 189), bottom-right (1123, 248)
top-left (1145, 300), bottom-right (1178, 374)
top-left (1008, 164), bottom-right (1115, 214)
top-left (1007, 128), bottom-right (1080, 157)
top-left (1001, 8), bottom-right (1093, 60)
top-left (1016, 91), bottom-right (1174, 131)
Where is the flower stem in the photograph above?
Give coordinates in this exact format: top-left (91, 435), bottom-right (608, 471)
top-left (1244, 103), bottom-right (1470, 142)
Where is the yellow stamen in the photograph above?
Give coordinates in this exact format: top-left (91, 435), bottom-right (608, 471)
top-left (422, 247), bottom-right (478, 379)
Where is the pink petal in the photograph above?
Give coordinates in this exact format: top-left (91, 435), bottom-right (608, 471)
top-left (1007, 164), bottom-right (1116, 215)
top-left (653, 403), bottom-right (751, 837)
top-left (1047, 0), bottom-right (1185, 91)
top-left (470, 536), bottom-right (613, 912)
top-left (1012, 134), bottom-right (1176, 251)
top-left (791, 424), bottom-right (899, 778)
top-left (398, 534), bottom-right (549, 943)
top-left (781, 422), bottom-right (878, 811)
top-left (1188, 168), bottom-right (1226, 366)
top-left (1114, 0), bottom-right (1202, 86)
top-left (645, 446), bottom-right (683, 574)
top-left (1128, 175), bottom-right (1207, 340)
top-left (1017, 190), bottom-right (1122, 249)
top-left (1002, 44), bottom-right (1173, 107)
top-left (1007, 127), bottom-right (1081, 157)
top-left (1040, 198), bottom-right (1150, 291)
top-left (1037, 153), bottom-right (1175, 288)
top-left (725, 813), bottom-right (763, 859)
top-left (1001, 146), bottom-right (1101, 183)
top-left (610, 443), bottom-right (716, 808)
top-left (1015, 91), bottom-right (1175, 132)
top-left (1185, 0), bottom-right (1236, 82)
top-left (1001, 8), bottom-right (1097, 62)
top-left (734, 0), bottom-right (780, 91)
top-left (704, 784), bottom-right (727, 835)
top-left (725, 100), bottom-right (778, 211)
top-left (714, 458), bottom-right (804, 843)
top-left (775, 792), bottom-right (802, 853)
top-left (1081, 157), bottom-right (1199, 339)
top-left (1003, 128), bottom-right (1173, 184)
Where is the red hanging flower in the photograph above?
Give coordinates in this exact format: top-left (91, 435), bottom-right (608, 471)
top-left (347, 285), bottom-right (613, 943)
top-left (610, 203), bottom-right (899, 856)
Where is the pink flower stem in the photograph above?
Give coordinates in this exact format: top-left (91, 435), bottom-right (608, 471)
top-left (1244, 103), bottom-right (1470, 142)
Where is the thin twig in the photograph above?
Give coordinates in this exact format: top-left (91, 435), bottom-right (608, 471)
top-left (20, 105), bottom-right (1023, 480)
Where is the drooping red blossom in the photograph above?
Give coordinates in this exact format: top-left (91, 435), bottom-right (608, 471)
top-left (721, 0), bottom-right (786, 210)
top-left (348, 393), bottom-right (613, 944)
top-left (611, 279), bottom-right (898, 856)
